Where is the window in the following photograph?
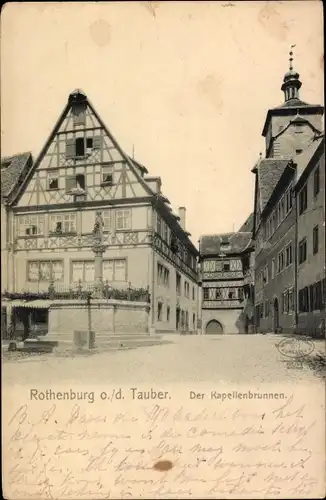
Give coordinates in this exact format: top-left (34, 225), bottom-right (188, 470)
top-left (66, 174), bottom-right (86, 193)
top-left (277, 251), bottom-right (285, 273)
top-left (299, 185), bottom-right (307, 215)
top-left (176, 273), bottom-right (181, 294)
top-left (27, 260), bottom-right (63, 282)
top-left (50, 213), bottom-right (76, 234)
top-left (294, 123), bottom-right (304, 134)
top-left (18, 215), bottom-right (44, 237)
top-left (192, 286), bottom-right (195, 300)
top-left (264, 301), bottom-right (269, 318)
top-left (313, 225), bottom-right (319, 255)
top-left (314, 166), bottom-right (320, 197)
top-left (157, 302), bottom-right (163, 321)
top-left (285, 243), bottom-right (293, 267)
top-left (228, 290), bottom-right (235, 299)
top-left (103, 259), bottom-right (127, 282)
top-left (184, 281), bottom-right (190, 297)
top-left (238, 287), bottom-right (244, 301)
top-left (203, 288), bottom-right (209, 300)
top-left (223, 263), bottom-right (230, 272)
top-left (263, 265), bottom-right (268, 285)
top-left (72, 104), bottom-right (86, 126)
top-left (298, 238), bottom-right (307, 264)
top-left (298, 287), bottom-right (309, 312)
top-left (271, 258), bottom-right (275, 279)
top-left (279, 197), bottom-right (285, 222)
top-left (215, 289), bottom-right (221, 299)
top-left (167, 306), bottom-right (170, 322)
top-left (288, 288), bottom-right (293, 312)
top-left (48, 170), bottom-right (59, 190)
top-left (116, 210), bottom-right (131, 230)
top-left (71, 261), bottom-right (94, 283)
top-left (102, 165), bottom-right (114, 185)
top-left (102, 210), bottom-right (113, 231)
top-left (285, 187), bottom-right (293, 213)
top-left (157, 263), bottom-right (169, 287)
top-left (76, 137), bottom-right (85, 156)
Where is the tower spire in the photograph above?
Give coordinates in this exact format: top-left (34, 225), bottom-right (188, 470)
top-left (289, 44), bottom-right (295, 71)
top-left (281, 45), bottom-right (302, 103)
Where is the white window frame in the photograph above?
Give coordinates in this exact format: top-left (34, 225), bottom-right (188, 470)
top-left (103, 259), bottom-right (127, 282)
top-left (101, 165), bottom-right (114, 185)
top-left (116, 209), bottom-right (131, 230)
top-left (50, 213), bottom-right (77, 234)
top-left (27, 260), bottom-right (64, 282)
top-left (47, 170), bottom-right (59, 190)
top-left (18, 215), bottom-right (44, 237)
top-left (102, 210), bottom-right (113, 231)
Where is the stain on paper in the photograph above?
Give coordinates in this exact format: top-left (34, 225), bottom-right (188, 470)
top-left (89, 19), bottom-right (111, 47)
top-left (141, 1), bottom-right (160, 18)
top-left (197, 74), bottom-right (223, 111)
top-left (258, 3), bottom-right (288, 41)
top-left (153, 459), bottom-right (173, 471)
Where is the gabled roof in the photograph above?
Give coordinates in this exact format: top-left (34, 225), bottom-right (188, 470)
top-left (272, 114), bottom-right (321, 141)
top-left (1, 152), bottom-right (33, 201)
top-left (199, 232), bottom-right (253, 256)
top-left (262, 101), bottom-right (324, 137)
top-left (294, 134), bottom-right (324, 187)
top-left (254, 159), bottom-right (291, 213)
top-left (238, 212), bottom-right (254, 233)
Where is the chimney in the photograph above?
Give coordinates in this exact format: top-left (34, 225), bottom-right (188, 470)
top-left (178, 207), bottom-right (186, 230)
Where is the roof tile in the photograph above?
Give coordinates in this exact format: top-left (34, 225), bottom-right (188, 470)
top-left (200, 232), bottom-right (253, 256)
top-left (1, 152), bottom-right (33, 200)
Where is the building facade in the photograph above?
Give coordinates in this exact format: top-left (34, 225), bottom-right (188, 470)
top-left (1, 90), bottom-right (199, 337)
top-left (252, 55), bottom-right (325, 335)
top-left (296, 136), bottom-right (325, 336)
top-left (199, 232), bottom-right (253, 334)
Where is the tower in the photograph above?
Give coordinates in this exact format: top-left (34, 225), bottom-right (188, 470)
top-left (262, 46), bottom-right (324, 159)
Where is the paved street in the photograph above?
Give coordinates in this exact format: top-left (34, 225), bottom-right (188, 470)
top-left (3, 334), bottom-right (325, 386)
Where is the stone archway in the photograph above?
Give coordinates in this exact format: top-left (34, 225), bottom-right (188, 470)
top-left (205, 319), bottom-right (224, 334)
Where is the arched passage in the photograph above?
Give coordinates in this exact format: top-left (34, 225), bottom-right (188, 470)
top-left (205, 319), bottom-right (224, 334)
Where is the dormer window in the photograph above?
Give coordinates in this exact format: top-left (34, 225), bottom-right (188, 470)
top-left (101, 165), bottom-right (114, 186)
top-left (48, 170), bottom-right (59, 190)
top-left (66, 136), bottom-right (101, 159)
top-left (66, 174), bottom-right (86, 194)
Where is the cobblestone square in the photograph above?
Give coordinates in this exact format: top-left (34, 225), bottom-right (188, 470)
top-left (3, 334), bottom-right (325, 387)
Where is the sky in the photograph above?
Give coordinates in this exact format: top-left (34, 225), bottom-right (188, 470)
top-left (1, 1), bottom-right (324, 245)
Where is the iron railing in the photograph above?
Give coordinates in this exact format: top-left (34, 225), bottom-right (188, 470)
top-left (3, 280), bottom-right (151, 303)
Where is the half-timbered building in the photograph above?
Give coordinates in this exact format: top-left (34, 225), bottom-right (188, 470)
top-left (2, 89), bottom-right (199, 337)
top-left (199, 232), bottom-right (253, 334)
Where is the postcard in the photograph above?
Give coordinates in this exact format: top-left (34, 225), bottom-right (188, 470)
top-left (1, 1), bottom-right (325, 498)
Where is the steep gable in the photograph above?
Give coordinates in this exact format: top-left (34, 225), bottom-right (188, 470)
top-left (13, 90), bottom-right (155, 208)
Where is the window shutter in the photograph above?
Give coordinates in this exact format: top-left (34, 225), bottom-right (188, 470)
top-left (72, 104), bottom-right (86, 126)
top-left (66, 176), bottom-right (77, 192)
top-left (66, 138), bottom-right (76, 158)
top-left (93, 136), bottom-right (102, 149)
